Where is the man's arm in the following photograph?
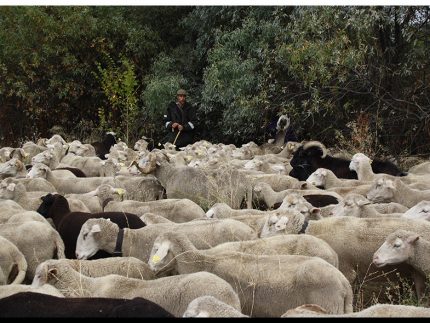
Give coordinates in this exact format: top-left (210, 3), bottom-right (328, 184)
top-left (164, 103), bottom-right (175, 130)
top-left (182, 105), bottom-right (197, 132)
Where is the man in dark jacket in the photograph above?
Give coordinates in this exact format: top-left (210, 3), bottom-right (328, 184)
top-left (163, 89), bottom-right (197, 149)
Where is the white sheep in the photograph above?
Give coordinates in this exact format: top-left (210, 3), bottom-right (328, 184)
top-left (278, 193), bottom-right (322, 220)
top-left (350, 153), bottom-right (430, 189)
top-left (137, 151), bottom-right (252, 209)
top-left (281, 303), bottom-right (430, 317)
top-left (104, 198), bottom-right (205, 223)
top-left (75, 217), bottom-right (257, 263)
top-left (0, 220), bottom-right (65, 282)
top-left (205, 202), bottom-right (267, 219)
top-left (22, 141), bottom-right (48, 163)
top-left (31, 261), bottom-right (241, 317)
top-left (33, 257), bottom-right (155, 281)
top-left (65, 184), bottom-right (124, 213)
top-left (373, 229), bottom-right (430, 280)
top-left (366, 176), bottom-right (430, 208)
top-left (253, 182), bottom-right (296, 209)
top-left (27, 162), bottom-right (162, 202)
top-left (207, 233), bottom-right (338, 268)
top-left (263, 209), bottom-right (430, 300)
top-left (408, 161), bottom-right (430, 175)
top-left (307, 168), bottom-right (370, 189)
top-left (183, 296), bottom-right (249, 317)
top-left (402, 201), bottom-right (430, 221)
top-left (0, 236), bottom-right (27, 285)
top-left (147, 230), bottom-right (353, 317)
top-left (0, 200), bottom-right (26, 222)
top-left (329, 194), bottom-right (403, 218)
top-left (0, 180), bottom-right (49, 211)
top-left (139, 213), bottom-right (173, 225)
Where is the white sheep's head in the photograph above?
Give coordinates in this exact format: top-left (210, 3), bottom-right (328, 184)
top-left (75, 219), bottom-right (109, 260)
top-left (373, 229), bottom-right (420, 268)
top-left (330, 194), bottom-right (371, 217)
top-left (26, 162), bottom-right (49, 179)
top-left (306, 168), bottom-right (327, 188)
top-left (349, 153), bottom-right (372, 172)
top-left (148, 234), bottom-right (176, 275)
top-left (366, 177), bottom-right (396, 203)
top-left (0, 158), bottom-right (24, 177)
top-left (402, 201), bottom-right (430, 221)
top-left (32, 260), bottom-right (57, 287)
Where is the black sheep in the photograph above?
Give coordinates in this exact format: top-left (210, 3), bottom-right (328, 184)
top-left (53, 167), bottom-right (87, 177)
top-left (289, 141), bottom-right (407, 181)
top-left (37, 193), bottom-right (145, 259)
top-left (91, 132), bottom-right (117, 160)
top-left (0, 292), bottom-right (174, 317)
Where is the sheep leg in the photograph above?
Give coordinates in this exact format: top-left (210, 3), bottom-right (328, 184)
top-left (411, 269), bottom-right (427, 305)
top-left (246, 185), bottom-right (253, 209)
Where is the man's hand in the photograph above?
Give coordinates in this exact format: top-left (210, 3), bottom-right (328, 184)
top-left (177, 124), bottom-right (184, 131)
top-left (172, 122), bottom-right (179, 129)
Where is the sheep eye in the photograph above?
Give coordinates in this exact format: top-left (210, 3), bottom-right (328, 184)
top-left (83, 233), bottom-right (88, 240)
top-left (394, 243), bottom-right (401, 248)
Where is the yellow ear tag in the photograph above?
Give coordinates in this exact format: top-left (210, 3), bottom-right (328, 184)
top-left (116, 188), bottom-right (125, 196)
top-left (152, 255), bottom-right (160, 263)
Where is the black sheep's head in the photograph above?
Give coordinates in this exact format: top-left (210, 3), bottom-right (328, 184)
top-left (37, 193), bottom-right (55, 217)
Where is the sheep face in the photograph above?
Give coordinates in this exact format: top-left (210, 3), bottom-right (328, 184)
top-left (372, 230), bottom-right (419, 268)
top-left (26, 163), bottom-right (49, 179)
top-left (0, 158), bottom-right (23, 177)
top-left (280, 194), bottom-right (319, 220)
top-left (148, 238), bottom-right (175, 275)
top-left (31, 150), bottom-right (53, 166)
top-left (75, 223), bottom-right (102, 260)
top-left (306, 168), bottom-right (327, 188)
top-left (366, 178), bottom-right (395, 203)
top-left (349, 153), bottom-right (372, 172)
top-left (31, 262), bottom-right (50, 287)
top-left (330, 195), bottom-right (370, 217)
top-left (402, 201), bottom-right (430, 221)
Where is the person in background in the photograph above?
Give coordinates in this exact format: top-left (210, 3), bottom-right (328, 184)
top-left (163, 89), bottom-right (197, 149)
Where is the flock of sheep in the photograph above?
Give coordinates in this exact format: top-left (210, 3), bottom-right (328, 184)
top-left (1, 116), bottom-right (430, 317)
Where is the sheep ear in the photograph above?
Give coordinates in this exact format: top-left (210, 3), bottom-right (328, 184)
top-left (310, 207), bottom-right (321, 215)
top-left (407, 234), bottom-right (420, 245)
top-left (48, 267), bottom-right (58, 277)
top-left (91, 224), bottom-right (101, 233)
top-left (151, 241), bottom-right (170, 264)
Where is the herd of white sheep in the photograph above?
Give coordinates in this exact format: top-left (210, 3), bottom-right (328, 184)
top-left (1, 130), bottom-right (430, 317)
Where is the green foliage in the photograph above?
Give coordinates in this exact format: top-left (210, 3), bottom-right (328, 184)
top-left (0, 6), bottom-right (429, 157)
top-left (141, 54), bottom-right (187, 143)
top-left (95, 53), bottom-right (139, 144)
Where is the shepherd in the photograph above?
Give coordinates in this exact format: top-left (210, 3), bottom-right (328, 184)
top-left (162, 89), bottom-right (197, 150)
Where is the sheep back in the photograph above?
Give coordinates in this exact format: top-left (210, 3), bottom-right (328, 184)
top-left (0, 292), bottom-right (174, 317)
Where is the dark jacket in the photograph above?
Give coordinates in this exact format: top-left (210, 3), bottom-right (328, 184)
top-left (163, 101), bottom-right (197, 148)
